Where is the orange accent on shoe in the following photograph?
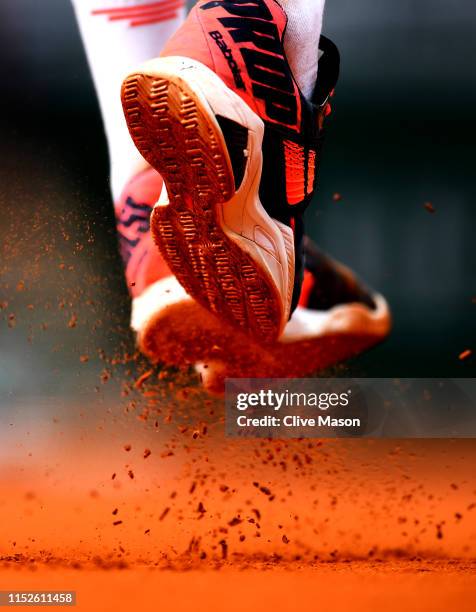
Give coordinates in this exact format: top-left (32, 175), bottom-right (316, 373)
top-left (307, 150), bottom-right (316, 196)
top-left (115, 168), bottom-right (171, 298)
top-left (160, 4), bottom-right (215, 66)
top-left (298, 269), bottom-right (316, 308)
top-left (284, 140), bottom-right (306, 205)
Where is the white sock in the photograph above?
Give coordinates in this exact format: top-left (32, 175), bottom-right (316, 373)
top-left (277, 0), bottom-right (326, 100)
top-left (71, 0), bottom-right (186, 201)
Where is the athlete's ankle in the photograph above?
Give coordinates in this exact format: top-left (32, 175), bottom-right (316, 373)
top-left (277, 0), bottom-right (326, 99)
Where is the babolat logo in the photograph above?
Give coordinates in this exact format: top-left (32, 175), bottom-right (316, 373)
top-left (209, 31), bottom-right (246, 90)
top-left (201, 0), bottom-right (299, 129)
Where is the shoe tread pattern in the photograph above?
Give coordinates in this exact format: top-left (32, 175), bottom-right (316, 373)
top-left (122, 72), bottom-right (282, 341)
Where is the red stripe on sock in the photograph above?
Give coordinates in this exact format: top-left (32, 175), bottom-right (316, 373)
top-left (130, 10), bottom-right (179, 25)
top-left (92, 1), bottom-right (175, 16)
top-left (108, 2), bottom-right (183, 21)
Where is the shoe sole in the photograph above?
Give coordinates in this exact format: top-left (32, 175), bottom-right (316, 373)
top-left (132, 277), bottom-right (392, 383)
top-left (122, 57), bottom-right (294, 342)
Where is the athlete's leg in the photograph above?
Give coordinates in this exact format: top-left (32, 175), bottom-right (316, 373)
top-left (71, 0), bottom-right (186, 299)
top-left (71, 0), bottom-right (186, 201)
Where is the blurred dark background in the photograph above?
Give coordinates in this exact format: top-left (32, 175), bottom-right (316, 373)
top-left (0, 0), bottom-right (475, 399)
